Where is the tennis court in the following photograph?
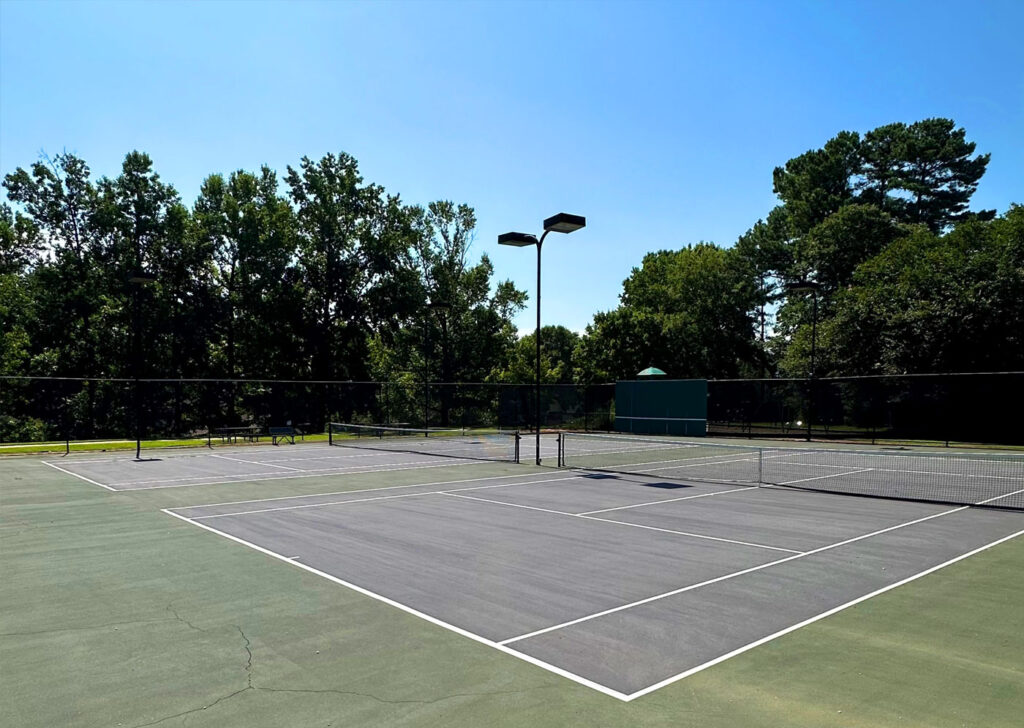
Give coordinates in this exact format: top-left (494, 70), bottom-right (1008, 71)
top-left (42, 425), bottom-right (523, 491)
top-left (141, 433), bottom-right (1024, 700)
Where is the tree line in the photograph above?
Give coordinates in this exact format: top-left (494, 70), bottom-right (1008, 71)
top-left (2, 117), bottom-right (1021, 407)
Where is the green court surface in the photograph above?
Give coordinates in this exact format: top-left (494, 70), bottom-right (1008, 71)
top-left (2, 453), bottom-right (1023, 727)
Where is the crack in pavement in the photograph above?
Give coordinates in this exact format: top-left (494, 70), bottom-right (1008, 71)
top-left (128, 623), bottom-right (554, 727)
top-left (1, 617), bottom-right (171, 638)
top-left (237, 625), bottom-right (253, 689)
top-left (129, 625), bottom-right (255, 728)
top-left (166, 602), bottom-right (207, 633)
top-left (4, 604), bottom-right (211, 639)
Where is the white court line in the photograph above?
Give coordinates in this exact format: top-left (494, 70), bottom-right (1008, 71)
top-left (983, 486), bottom-right (1024, 505)
top-left (210, 453), bottom-right (304, 472)
top-left (41, 460), bottom-right (117, 491)
top-left (764, 449), bottom-right (1024, 467)
top-left (498, 503), bottom-right (974, 646)
top-left (178, 470), bottom-right (565, 510)
top-left (778, 468), bottom-right (874, 485)
top-left (161, 508), bottom-right (630, 701)
top-left (440, 492), bottom-right (800, 554)
top-left (191, 474), bottom-right (581, 519)
top-left (582, 515), bottom-right (803, 554)
top-left (624, 524), bottom-right (1024, 700)
top-left (780, 461), bottom-right (1024, 482)
top-left (576, 486), bottom-right (759, 516)
top-left (111, 455), bottom-right (480, 487)
top-left (104, 459), bottom-right (493, 490)
top-left (52, 444), bottom-right (331, 465)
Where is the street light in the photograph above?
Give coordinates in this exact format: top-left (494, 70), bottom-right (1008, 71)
top-left (786, 280), bottom-right (821, 442)
top-left (423, 300), bottom-right (449, 431)
top-left (128, 270), bottom-right (158, 460)
top-left (499, 212), bottom-right (586, 464)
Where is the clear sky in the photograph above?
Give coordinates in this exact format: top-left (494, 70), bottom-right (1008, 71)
top-left (2, 0), bottom-right (1022, 334)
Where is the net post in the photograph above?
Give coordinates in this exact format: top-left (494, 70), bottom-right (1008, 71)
top-left (328, 423), bottom-right (334, 446)
top-left (757, 447), bottom-right (763, 485)
top-left (557, 432), bottom-right (564, 467)
top-left (514, 432), bottom-right (521, 464)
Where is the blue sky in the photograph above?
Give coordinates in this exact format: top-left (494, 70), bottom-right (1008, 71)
top-left (2, 0), bottom-right (1022, 334)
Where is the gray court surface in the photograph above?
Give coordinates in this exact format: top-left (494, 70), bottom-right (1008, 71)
top-left (561, 433), bottom-right (1024, 509)
top-left (42, 441), bottom-right (525, 490)
top-left (163, 463), bottom-right (1024, 700)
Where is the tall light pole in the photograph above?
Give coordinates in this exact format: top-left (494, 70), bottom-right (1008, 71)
top-left (423, 300), bottom-right (449, 431)
top-left (787, 280), bottom-right (820, 442)
top-left (499, 212), bottom-right (586, 464)
top-left (128, 270), bottom-right (158, 460)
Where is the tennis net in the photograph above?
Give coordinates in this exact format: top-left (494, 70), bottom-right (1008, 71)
top-left (558, 432), bottom-right (1024, 510)
top-left (329, 423), bottom-right (520, 463)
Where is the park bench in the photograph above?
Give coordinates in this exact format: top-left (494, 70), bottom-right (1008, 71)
top-left (269, 426), bottom-right (296, 445)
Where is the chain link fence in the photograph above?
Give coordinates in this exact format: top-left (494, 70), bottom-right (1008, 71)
top-left (707, 373), bottom-right (1024, 446)
top-left (0, 377), bottom-right (616, 444)
top-left (3, 373), bottom-right (1020, 447)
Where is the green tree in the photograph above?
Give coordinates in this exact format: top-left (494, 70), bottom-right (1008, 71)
top-left (795, 204), bottom-right (908, 292)
top-left (194, 167), bottom-right (300, 380)
top-left (491, 326), bottom-right (580, 384)
top-left (90, 152), bottom-right (186, 379)
top-left (772, 131), bottom-right (861, 235)
top-left (285, 153), bottom-right (415, 382)
top-left (3, 154), bottom-right (104, 379)
top-left (576, 243), bottom-right (757, 381)
top-left (787, 206), bottom-right (1024, 376)
top-left (861, 118), bottom-right (992, 232)
top-left (370, 200), bottom-right (526, 424)
top-left (732, 207), bottom-right (793, 374)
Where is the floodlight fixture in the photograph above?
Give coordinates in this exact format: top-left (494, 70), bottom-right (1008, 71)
top-left (543, 212), bottom-right (586, 234)
top-left (498, 232), bottom-right (539, 247)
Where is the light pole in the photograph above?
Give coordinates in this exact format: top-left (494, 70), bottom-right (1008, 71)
top-left (499, 212), bottom-right (586, 464)
top-left (787, 280), bottom-right (820, 442)
top-left (128, 270), bottom-right (158, 460)
top-left (423, 300), bottom-right (449, 431)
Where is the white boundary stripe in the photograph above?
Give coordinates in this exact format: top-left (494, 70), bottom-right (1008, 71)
top-left (440, 492), bottom-right (801, 554)
top-left (781, 461), bottom-right (1024, 482)
top-left (576, 486), bottom-right (758, 516)
top-left (161, 508), bottom-right (630, 701)
top-left (110, 456), bottom-right (483, 487)
top-left (41, 460), bottom-right (117, 490)
top-left (210, 453), bottom-right (304, 472)
top-left (623, 525), bottom-right (1024, 701)
top-left (984, 485), bottom-right (1024, 505)
top-left (178, 470), bottom-right (570, 510)
top-left (569, 434), bottom-right (1024, 467)
top-left (50, 444), bottom-right (331, 464)
top-left (100, 459), bottom-right (492, 491)
top-left (580, 515), bottom-right (803, 554)
top-left (191, 475), bottom-right (581, 519)
top-left (498, 504), bottom-right (971, 646)
top-left (779, 468), bottom-right (874, 485)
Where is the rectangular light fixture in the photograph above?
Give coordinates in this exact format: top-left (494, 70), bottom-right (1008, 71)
top-left (498, 232), bottom-right (539, 247)
top-left (543, 212), bottom-right (586, 234)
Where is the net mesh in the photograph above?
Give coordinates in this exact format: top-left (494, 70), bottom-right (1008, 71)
top-left (558, 432), bottom-right (1024, 510)
top-left (329, 422), bottom-right (520, 464)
